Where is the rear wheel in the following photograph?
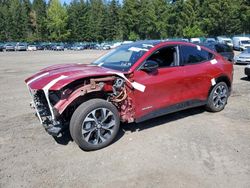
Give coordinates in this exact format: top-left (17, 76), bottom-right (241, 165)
top-left (70, 99), bottom-right (120, 151)
top-left (206, 82), bottom-right (229, 112)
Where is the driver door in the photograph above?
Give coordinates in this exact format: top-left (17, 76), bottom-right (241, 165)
top-left (131, 45), bottom-right (185, 121)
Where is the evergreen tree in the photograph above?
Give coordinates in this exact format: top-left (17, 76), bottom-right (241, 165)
top-left (239, 0), bottom-right (250, 34)
top-left (0, 1), bottom-right (9, 41)
top-left (0, 0), bottom-right (249, 42)
top-left (47, 0), bottom-right (69, 41)
top-left (32, 0), bottom-right (47, 41)
top-left (67, 0), bottom-right (89, 41)
top-left (153, 0), bottom-right (170, 39)
top-left (103, 0), bottom-right (121, 41)
top-left (121, 0), bottom-right (141, 40)
top-left (137, 0), bottom-right (157, 39)
top-left (9, 0), bottom-right (24, 40)
top-left (21, 0), bottom-right (32, 40)
top-left (200, 0), bottom-right (242, 36)
top-left (84, 0), bottom-right (106, 42)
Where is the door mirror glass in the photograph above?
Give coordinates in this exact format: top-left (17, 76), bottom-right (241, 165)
top-left (141, 60), bottom-right (159, 72)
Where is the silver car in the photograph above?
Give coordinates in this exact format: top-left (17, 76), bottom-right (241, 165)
top-left (5, 44), bottom-right (15, 51)
top-left (234, 48), bottom-right (250, 64)
top-left (15, 44), bottom-right (27, 51)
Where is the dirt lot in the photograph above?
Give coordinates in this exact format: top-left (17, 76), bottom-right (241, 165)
top-left (0, 50), bottom-right (249, 188)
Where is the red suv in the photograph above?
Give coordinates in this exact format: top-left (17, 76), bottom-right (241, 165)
top-left (25, 41), bottom-right (233, 150)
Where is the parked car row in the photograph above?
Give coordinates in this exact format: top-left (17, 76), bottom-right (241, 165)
top-left (0, 41), bottom-right (136, 52)
top-left (171, 36), bottom-right (250, 51)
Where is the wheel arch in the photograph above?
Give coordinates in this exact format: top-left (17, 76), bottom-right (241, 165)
top-left (215, 75), bottom-right (232, 92)
top-left (208, 75), bottom-right (232, 97)
top-left (60, 91), bottom-right (110, 121)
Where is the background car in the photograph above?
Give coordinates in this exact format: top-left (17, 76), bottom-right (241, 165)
top-left (190, 38), bottom-right (201, 43)
top-left (205, 38), bottom-right (216, 43)
top-left (244, 64), bottom-right (250, 79)
top-left (15, 43), bottom-right (27, 51)
top-left (0, 43), bottom-right (4, 51)
top-left (102, 43), bottom-right (111, 50)
top-left (36, 45), bottom-right (45, 50)
top-left (5, 43), bottom-right (15, 51)
top-left (52, 44), bottom-right (64, 51)
top-left (217, 36), bottom-right (233, 47)
top-left (234, 48), bottom-right (250, 64)
top-left (202, 42), bottom-right (234, 62)
top-left (233, 37), bottom-right (250, 51)
top-left (27, 45), bottom-right (37, 51)
top-left (73, 45), bottom-right (84, 51)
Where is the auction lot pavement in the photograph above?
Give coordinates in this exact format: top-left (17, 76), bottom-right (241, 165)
top-left (0, 50), bottom-right (249, 188)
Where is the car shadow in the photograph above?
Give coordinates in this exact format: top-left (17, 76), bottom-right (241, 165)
top-left (240, 76), bottom-right (250, 81)
top-left (120, 106), bottom-right (205, 133)
top-left (52, 129), bottom-right (73, 145)
top-left (53, 106), bottom-right (205, 146)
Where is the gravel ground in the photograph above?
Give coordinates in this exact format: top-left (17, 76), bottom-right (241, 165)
top-left (0, 50), bottom-right (249, 188)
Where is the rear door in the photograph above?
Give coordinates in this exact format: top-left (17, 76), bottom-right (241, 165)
top-left (178, 44), bottom-right (215, 101)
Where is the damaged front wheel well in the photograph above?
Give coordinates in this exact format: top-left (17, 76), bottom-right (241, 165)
top-left (61, 91), bottom-right (109, 122)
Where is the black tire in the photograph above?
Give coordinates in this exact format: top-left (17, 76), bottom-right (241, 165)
top-left (70, 99), bottom-right (120, 151)
top-left (206, 82), bottom-right (229, 112)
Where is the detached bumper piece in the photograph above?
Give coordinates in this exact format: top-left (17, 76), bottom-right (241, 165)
top-left (46, 124), bottom-right (63, 136)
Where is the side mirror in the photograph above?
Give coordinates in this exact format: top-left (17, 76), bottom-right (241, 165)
top-left (141, 60), bottom-right (159, 72)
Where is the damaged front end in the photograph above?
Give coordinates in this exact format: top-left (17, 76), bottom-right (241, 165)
top-left (26, 75), bottom-right (135, 137)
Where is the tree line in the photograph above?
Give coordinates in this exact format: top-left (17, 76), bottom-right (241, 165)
top-left (0, 0), bottom-right (249, 42)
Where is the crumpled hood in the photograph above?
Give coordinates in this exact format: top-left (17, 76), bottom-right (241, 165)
top-left (25, 63), bottom-right (122, 90)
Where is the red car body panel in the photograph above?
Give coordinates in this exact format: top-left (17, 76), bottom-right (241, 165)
top-left (127, 42), bottom-right (233, 120)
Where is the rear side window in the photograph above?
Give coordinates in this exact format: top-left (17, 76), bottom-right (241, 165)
top-left (181, 45), bottom-right (213, 65)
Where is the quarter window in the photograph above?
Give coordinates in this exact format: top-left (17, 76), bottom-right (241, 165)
top-left (181, 45), bottom-right (213, 65)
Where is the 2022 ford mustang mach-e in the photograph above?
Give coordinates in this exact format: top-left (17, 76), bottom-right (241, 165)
top-left (25, 41), bottom-right (233, 150)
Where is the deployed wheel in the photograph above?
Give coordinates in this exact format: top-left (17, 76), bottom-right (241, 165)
top-left (70, 99), bottom-right (120, 151)
top-left (206, 82), bottom-right (229, 112)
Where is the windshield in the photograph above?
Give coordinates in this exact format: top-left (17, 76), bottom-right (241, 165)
top-left (92, 43), bottom-right (155, 71)
top-left (241, 40), bottom-right (250, 45)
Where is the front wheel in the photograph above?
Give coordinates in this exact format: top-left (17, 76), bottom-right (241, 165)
top-left (206, 82), bottom-right (229, 112)
top-left (70, 99), bottom-right (120, 151)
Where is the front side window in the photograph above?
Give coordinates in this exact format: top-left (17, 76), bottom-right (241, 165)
top-left (180, 45), bottom-right (213, 65)
top-left (146, 46), bottom-right (179, 68)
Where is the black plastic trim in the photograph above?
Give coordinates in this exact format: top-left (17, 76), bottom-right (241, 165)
top-left (135, 99), bottom-right (207, 123)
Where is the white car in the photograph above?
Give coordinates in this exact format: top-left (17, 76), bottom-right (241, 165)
top-left (217, 37), bottom-right (233, 47)
top-left (233, 37), bottom-right (250, 51)
top-left (190, 38), bottom-right (201, 44)
top-left (234, 48), bottom-right (250, 64)
top-left (27, 45), bottom-right (37, 51)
